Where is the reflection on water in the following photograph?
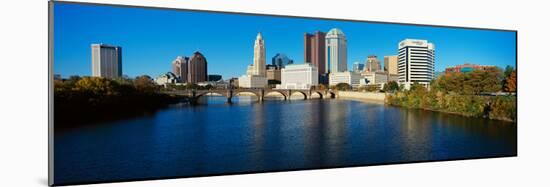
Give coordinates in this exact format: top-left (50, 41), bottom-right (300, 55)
top-left (54, 96), bottom-right (516, 185)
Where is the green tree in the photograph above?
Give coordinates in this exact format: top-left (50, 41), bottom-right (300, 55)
top-left (383, 81), bottom-right (399, 92)
top-left (409, 82), bottom-right (427, 93)
top-left (335, 83), bottom-right (351, 91)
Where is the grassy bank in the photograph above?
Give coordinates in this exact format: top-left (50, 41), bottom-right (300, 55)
top-left (386, 91), bottom-right (516, 122)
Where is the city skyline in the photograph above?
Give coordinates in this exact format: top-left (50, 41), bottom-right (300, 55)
top-left (53, 3), bottom-right (516, 79)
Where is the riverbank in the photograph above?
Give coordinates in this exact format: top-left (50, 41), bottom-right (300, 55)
top-left (54, 91), bottom-right (184, 129)
top-left (336, 91), bottom-right (386, 104)
top-left (386, 91), bottom-right (516, 122)
top-left (53, 76), bottom-right (187, 129)
top-left (333, 90), bottom-right (516, 122)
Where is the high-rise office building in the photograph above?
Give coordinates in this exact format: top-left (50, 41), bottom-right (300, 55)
top-left (187, 51), bottom-right (208, 84)
top-left (352, 62), bottom-right (364, 72)
top-left (304, 31), bottom-right (326, 75)
top-left (251, 32), bottom-right (266, 76)
top-left (172, 56), bottom-right (189, 83)
top-left (398, 39), bottom-right (435, 89)
top-left (272, 53), bottom-right (293, 69)
top-left (384, 55), bottom-right (398, 75)
top-left (325, 28), bottom-right (347, 73)
top-left (365, 55), bottom-right (381, 72)
top-left (91, 44), bottom-right (122, 78)
top-left (239, 33), bottom-right (268, 88)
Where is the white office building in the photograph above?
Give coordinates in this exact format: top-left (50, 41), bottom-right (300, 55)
top-left (360, 71), bottom-right (389, 86)
top-left (238, 75), bottom-right (267, 88)
top-left (329, 71), bottom-right (361, 87)
top-left (91, 44), bottom-right (122, 78)
top-left (277, 64), bottom-right (318, 90)
top-left (398, 39), bottom-right (435, 89)
top-left (325, 28), bottom-right (347, 74)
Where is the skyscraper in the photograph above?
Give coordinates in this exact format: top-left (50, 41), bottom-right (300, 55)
top-left (365, 55), bottom-right (381, 72)
top-left (352, 62), bottom-right (364, 72)
top-left (384, 55), bottom-right (398, 75)
top-left (187, 51), bottom-right (208, 84)
top-left (251, 32), bottom-right (266, 76)
top-left (239, 33), bottom-right (268, 88)
top-left (398, 39), bottom-right (435, 89)
top-left (325, 28), bottom-right (347, 73)
top-left (272, 53), bottom-right (293, 69)
top-left (172, 56), bottom-right (189, 83)
top-left (91, 44), bottom-right (122, 78)
top-left (304, 31), bottom-right (326, 75)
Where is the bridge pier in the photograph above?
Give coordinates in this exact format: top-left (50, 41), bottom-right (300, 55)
top-left (259, 89), bottom-right (264, 102)
top-left (227, 90), bottom-right (233, 103)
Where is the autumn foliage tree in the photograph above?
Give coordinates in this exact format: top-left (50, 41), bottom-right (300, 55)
top-left (505, 70), bottom-right (517, 92)
top-left (431, 67), bottom-right (504, 95)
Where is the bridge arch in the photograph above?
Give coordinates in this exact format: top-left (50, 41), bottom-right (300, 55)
top-left (289, 90), bottom-right (308, 100)
top-left (233, 91), bottom-right (261, 101)
top-left (264, 90), bottom-right (288, 100)
top-left (310, 91), bottom-right (324, 99)
top-left (327, 90), bottom-right (336, 98)
top-left (195, 91), bottom-right (228, 99)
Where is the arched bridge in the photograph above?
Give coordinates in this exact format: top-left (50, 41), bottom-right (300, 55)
top-left (163, 88), bottom-right (338, 103)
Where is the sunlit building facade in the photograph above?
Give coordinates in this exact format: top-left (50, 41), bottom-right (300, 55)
top-left (398, 39), bottom-right (435, 89)
top-left (187, 51), bottom-right (208, 84)
top-left (325, 28), bottom-right (347, 74)
top-left (278, 64), bottom-right (318, 90)
top-left (91, 44), bottom-right (122, 78)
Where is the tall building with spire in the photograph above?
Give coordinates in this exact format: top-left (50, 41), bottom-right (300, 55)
top-left (250, 32), bottom-right (266, 76)
top-left (325, 28), bottom-right (347, 74)
top-left (239, 33), bottom-right (268, 88)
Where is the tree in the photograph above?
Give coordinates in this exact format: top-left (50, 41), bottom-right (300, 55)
top-left (335, 83), bottom-right (351, 91)
top-left (383, 81), bottom-right (399, 92)
top-left (505, 70), bottom-right (517, 92)
top-left (73, 77), bottom-right (119, 95)
top-left (504, 65), bottom-right (514, 78)
top-left (134, 75), bottom-right (158, 93)
top-left (409, 82), bottom-right (427, 93)
top-left (318, 84), bottom-right (328, 90)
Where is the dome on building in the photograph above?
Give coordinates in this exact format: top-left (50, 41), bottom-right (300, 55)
top-left (326, 28), bottom-right (345, 37)
top-left (192, 51), bottom-right (204, 57)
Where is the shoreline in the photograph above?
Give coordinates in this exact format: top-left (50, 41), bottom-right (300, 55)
top-left (333, 91), bottom-right (515, 123)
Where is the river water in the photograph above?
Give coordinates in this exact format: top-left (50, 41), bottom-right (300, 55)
top-left (54, 96), bottom-right (517, 185)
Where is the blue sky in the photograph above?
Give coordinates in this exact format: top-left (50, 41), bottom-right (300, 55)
top-left (53, 2), bottom-right (516, 79)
